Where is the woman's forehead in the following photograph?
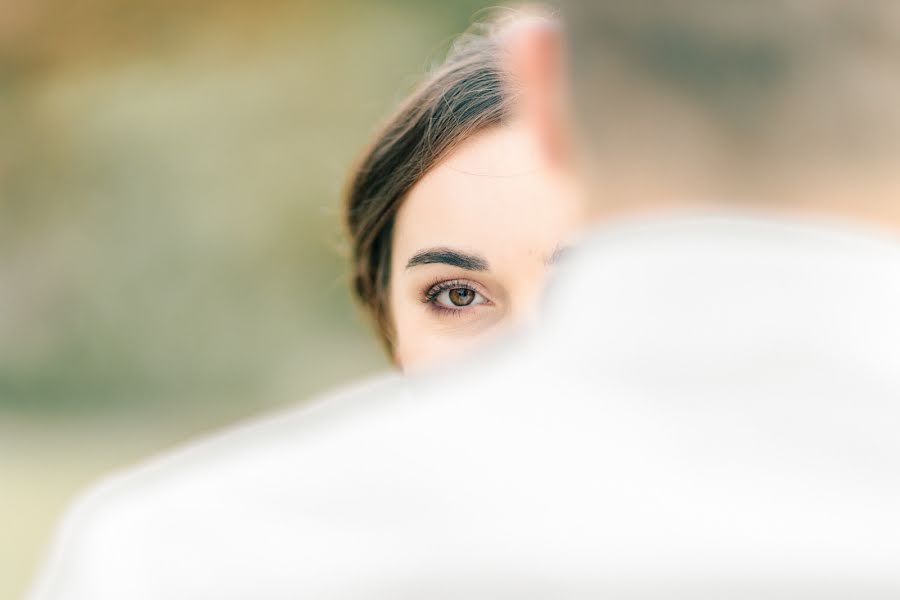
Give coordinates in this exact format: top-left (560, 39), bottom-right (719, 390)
top-left (394, 126), bottom-right (585, 262)
top-left (439, 123), bottom-right (540, 177)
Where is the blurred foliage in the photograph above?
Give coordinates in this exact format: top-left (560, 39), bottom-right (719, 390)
top-left (0, 0), bottom-right (493, 415)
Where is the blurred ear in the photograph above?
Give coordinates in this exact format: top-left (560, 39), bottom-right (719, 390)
top-left (504, 18), bottom-right (570, 171)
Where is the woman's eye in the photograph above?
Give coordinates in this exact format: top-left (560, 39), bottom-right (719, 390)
top-left (434, 287), bottom-right (486, 309)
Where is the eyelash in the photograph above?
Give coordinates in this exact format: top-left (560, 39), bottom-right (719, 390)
top-left (421, 279), bottom-right (489, 315)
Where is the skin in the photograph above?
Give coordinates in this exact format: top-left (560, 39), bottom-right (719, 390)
top-left (507, 17), bottom-right (900, 229)
top-left (389, 119), bottom-right (588, 370)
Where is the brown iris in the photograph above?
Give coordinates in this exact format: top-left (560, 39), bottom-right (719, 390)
top-left (448, 288), bottom-right (475, 306)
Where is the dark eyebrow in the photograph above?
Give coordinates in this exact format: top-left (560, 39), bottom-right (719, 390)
top-left (406, 247), bottom-right (489, 271)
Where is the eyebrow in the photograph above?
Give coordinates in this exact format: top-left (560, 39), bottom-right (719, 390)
top-left (546, 245), bottom-right (571, 266)
top-left (406, 247), bottom-right (489, 271)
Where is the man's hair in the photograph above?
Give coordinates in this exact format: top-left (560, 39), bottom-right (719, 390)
top-left (560, 1), bottom-right (900, 172)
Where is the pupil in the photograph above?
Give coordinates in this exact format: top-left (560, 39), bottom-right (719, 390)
top-left (449, 288), bottom-right (474, 306)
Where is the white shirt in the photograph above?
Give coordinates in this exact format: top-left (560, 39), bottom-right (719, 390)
top-left (30, 214), bottom-right (900, 599)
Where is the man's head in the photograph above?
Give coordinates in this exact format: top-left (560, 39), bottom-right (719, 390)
top-left (507, 1), bottom-right (900, 223)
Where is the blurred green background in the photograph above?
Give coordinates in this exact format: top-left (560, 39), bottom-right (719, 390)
top-left (1, 1), bottom-right (491, 596)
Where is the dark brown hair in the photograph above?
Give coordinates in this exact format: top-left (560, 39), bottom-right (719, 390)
top-left (343, 20), bottom-right (518, 355)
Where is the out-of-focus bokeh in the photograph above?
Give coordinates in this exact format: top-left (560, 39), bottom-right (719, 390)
top-left (1, 1), bottom-right (490, 595)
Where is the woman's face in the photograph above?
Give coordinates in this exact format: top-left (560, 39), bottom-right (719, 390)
top-left (389, 120), bottom-right (588, 370)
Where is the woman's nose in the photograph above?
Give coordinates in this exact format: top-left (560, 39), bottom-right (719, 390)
top-left (507, 277), bottom-right (548, 329)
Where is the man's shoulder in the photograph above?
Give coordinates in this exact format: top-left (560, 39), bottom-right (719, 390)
top-left (93, 372), bottom-right (401, 500)
top-left (29, 373), bottom-right (405, 599)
